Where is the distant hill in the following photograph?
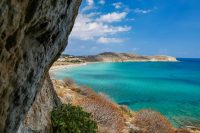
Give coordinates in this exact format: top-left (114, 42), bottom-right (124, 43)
top-left (84, 52), bottom-right (177, 62)
top-left (58, 52), bottom-right (177, 65)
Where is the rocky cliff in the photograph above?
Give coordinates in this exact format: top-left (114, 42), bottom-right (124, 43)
top-left (18, 74), bottom-right (61, 133)
top-left (0, 0), bottom-right (81, 132)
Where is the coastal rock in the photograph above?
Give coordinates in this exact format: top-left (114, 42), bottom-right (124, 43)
top-left (0, 0), bottom-right (81, 132)
top-left (18, 74), bottom-right (61, 133)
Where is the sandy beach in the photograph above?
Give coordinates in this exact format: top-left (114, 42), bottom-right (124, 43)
top-left (50, 62), bottom-right (88, 72)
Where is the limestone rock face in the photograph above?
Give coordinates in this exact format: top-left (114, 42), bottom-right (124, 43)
top-left (18, 74), bottom-right (61, 133)
top-left (0, 0), bottom-right (81, 132)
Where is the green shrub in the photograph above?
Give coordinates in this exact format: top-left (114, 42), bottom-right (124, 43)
top-left (51, 104), bottom-right (97, 133)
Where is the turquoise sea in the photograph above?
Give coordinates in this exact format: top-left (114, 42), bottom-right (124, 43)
top-left (53, 58), bottom-right (200, 127)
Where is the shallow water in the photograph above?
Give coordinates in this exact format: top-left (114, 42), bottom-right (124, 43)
top-left (53, 58), bottom-right (200, 127)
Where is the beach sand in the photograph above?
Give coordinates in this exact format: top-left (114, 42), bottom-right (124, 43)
top-left (50, 62), bottom-right (88, 72)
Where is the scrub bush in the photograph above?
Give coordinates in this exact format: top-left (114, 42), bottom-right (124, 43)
top-left (51, 104), bottom-right (97, 133)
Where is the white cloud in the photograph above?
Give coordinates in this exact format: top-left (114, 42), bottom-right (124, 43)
top-left (112, 2), bottom-right (123, 9)
top-left (97, 37), bottom-right (124, 44)
top-left (70, 14), bottom-right (131, 41)
top-left (82, 0), bottom-right (95, 12)
top-left (97, 12), bottom-right (127, 23)
top-left (70, 1), bottom-right (132, 44)
top-left (86, 12), bottom-right (101, 18)
top-left (99, 0), bottom-right (105, 5)
top-left (134, 8), bottom-right (152, 14)
top-left (87, 0), bottom-right (94, 6)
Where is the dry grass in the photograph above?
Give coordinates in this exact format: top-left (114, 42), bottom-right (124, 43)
top-left (76, 87), bottom-right (125, 133)
top-left (134, 110), bottom-right (175, 133)
top-left (63, 78), bottom-right (76, 88)
top-left (52, 79), bottom-right (80, 104)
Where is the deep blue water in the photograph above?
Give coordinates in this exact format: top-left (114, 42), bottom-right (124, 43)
top-left (53, 58), bottom-right (200, 127)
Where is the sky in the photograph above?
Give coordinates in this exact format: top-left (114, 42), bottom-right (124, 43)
top-left (64, 0), bottom-right (200, 58)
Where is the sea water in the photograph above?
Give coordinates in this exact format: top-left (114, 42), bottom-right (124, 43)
top-left (53, 58), bottom-right (200, 127)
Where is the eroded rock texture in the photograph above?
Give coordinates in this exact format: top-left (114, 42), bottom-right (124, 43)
top-left (0, 0), bottom-right (81, 132)
top-left (18, 74), bottom-right (61, 133)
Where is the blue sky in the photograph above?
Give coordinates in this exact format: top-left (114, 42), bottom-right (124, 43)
top-left (65, 0), bottom-right (200, 58)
